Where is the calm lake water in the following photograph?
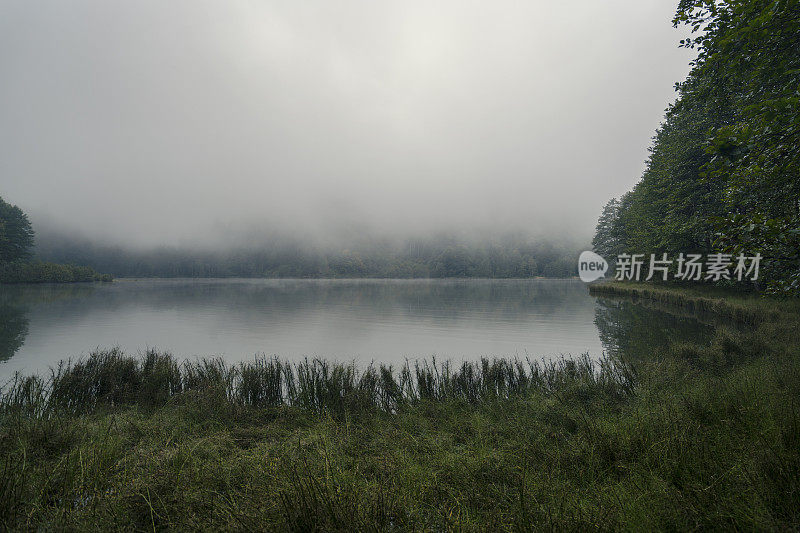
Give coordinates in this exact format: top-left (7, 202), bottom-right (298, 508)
top-left (0, 279), bottom-right (714, 380)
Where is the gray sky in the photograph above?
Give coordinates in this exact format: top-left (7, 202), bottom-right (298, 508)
top-left (0, 0), bottom-right (694, 248)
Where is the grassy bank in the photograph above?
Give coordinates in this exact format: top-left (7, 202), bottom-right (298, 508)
top-left (1, 285), bottom-right (799, 530)
top-left (588, 281), bottom-right (798, 326)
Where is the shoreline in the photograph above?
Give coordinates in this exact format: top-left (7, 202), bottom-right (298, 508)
top-left (1, 284), bottom-right (798, 529)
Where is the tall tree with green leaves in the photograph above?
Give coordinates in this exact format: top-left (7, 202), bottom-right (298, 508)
top-left (594, 0), bottom-right (800, 293)
top-left (592, 197), bottom-right (622, 260)
top-left (0, 197), bottom-right (35, 264)
top-left (674, 0), bottom-right (800, 292)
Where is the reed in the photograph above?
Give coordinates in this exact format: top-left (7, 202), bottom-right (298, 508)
top-left (1, 350), bottom-right (635, 418)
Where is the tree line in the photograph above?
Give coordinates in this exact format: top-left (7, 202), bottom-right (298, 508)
top-left (34, 234), bottom-right (581, 279)
top-left (4, 194), bottom-right (583, 280)
top-left (593, 0), bottom-right (799, 293)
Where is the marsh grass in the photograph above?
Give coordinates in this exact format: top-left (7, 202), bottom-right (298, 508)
top-left (0, 284), bottom-right (799, 530)
top-left (2, 349), bottom-right (633, 419)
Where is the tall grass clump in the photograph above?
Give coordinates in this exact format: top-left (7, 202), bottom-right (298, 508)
top-left (0, 374), bottom-right (48, 421)
top-left (0, 350), bottom-right (636, 418)
top-left (140, 349), bottom-right (183, 405)
top-left (50, 347), bottom-right (141, 412)
top-left (237, 355), bottom-right (286, 407)
top-left (182, 357), bottom-right (236, 398)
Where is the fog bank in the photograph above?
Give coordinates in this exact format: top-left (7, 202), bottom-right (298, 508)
top-left (0, 0), bottom-right (694, 248)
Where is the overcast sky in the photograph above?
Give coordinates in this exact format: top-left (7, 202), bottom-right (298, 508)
top-left (0, 0), bottom-right (694, 248)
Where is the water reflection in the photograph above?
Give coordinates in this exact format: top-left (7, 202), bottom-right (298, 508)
top-left (594, 297), bottom-right (717, 363)
top-left (0, 279), bottom-right (724, 380)
top-left (0, 279), bottom-right (604, 378)
top-left (0, 284), bottom-right (102, 363)
top-left (0, 300), bottom-right (28, 362)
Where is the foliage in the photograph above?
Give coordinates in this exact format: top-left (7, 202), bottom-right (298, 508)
top-left (0, 196), bottom-right (34, 264)
top-left (593, 0), bottom-right (800, 293)
top-left (35, 234), bottom-right (582, 279)
top-left (0, 196), bottom-right (113, 284)
top-left (591, 197), bottom-right (624, 261)
top-left (0, 261), bottom-right (112, 284)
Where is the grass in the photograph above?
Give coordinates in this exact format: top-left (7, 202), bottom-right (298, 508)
top-left (4, 350), bottom-right (630, 418)
top-left (588, 280), bottom-right (800, 326)
top-left (0, 282), bottom-right (799, 530)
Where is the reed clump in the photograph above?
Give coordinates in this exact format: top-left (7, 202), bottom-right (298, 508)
top-left (2, 350), bottom-right (635, 418)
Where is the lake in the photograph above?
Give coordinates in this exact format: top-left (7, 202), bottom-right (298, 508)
top-left (0, 278), bottom-right (714, 381)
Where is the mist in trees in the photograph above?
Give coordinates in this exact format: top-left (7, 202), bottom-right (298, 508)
top-left (0, 196), bottom-right (110, 283)
top-left (32, 230), bottom-right (582, 279)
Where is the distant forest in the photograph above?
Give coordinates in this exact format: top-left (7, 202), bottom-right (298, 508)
top-left (592, 1), bottom-right (799, 294)
top-left (34, 233), bottom-right (582, 279)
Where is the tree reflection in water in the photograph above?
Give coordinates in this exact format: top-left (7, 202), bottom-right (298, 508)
top-left (594, 297), bottom-right (718, 364)
top-left (0, 300), bottom-right (28, 363)
top-left (0, 284), bottom-right (99, 364)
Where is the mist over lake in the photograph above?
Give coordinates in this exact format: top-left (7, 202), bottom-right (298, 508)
top-left (1, 0), bottom-right (797, 528)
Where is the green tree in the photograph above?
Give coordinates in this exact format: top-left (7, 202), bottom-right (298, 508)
top-left (675, 0), bottom-right (800, 292)
top-left (592, 198), bottom-right (622, 259)
top-left (0, 197), bottom-right (35, 264)
top-left (594, 0), bottom-right (800, 293)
